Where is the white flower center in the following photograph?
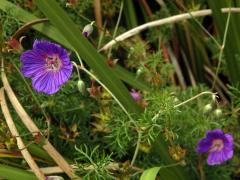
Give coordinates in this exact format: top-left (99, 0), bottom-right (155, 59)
top-left (209, 139), bottom-right (224, 152)
top-left (45, 55), bottom-right (61, 72)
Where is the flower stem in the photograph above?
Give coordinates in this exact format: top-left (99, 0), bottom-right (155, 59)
top-left (212, 6), bottom-right (231, 90)
top-left (174, 91), bottom-right (217, 108)
top-left (107, 0), bottom-right (124, 59)
top-left (131, 131), bottom-right (142, 166)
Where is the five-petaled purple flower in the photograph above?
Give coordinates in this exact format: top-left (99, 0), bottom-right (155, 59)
top-left (20, 40), bottom-right (73, 94)
top-left (197, 129), bottom-right (233, 166)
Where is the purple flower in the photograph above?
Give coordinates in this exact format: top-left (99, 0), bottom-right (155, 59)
top-left (130, 89), bottom-right (141, 101)
top-left (20, 40), bottom-right (73, 94)
top-left (197, 129), bottom-right (233, 165)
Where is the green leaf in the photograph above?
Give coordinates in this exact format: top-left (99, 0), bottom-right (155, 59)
top-left (140, 167), bottom-right (161, 180)
top-left (123, 0), bottom-right (138, 28)
top-left (0, 0), bottom-right (150, 92)
top-left (0, 164), bottom-right (37, 180)
top-left (28, 144), bottom-right (54, 164)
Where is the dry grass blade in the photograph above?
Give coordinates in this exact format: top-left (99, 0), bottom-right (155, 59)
top-left (1, 70), bottom-right (79, 179)
top-left (0, 88), bottom-right (45, 180)
top-left (100, 8), bottom-right (240, 51)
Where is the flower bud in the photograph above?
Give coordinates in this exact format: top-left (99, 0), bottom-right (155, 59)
top-left (214, 109), bottom-right (222, 118)
top-left (77, 80), bottom-right (85, 94)
top-left (136, 67), bottom-right (144, 78)
top-left (173, 97), bottom-right (179, 103)
top-left (82, 22), bottom-right (94, 37)
top-left (203, 103), bottom-right (213, 114)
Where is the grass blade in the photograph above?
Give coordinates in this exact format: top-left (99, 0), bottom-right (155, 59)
top-left (0, 164), bottom-right (37, 180)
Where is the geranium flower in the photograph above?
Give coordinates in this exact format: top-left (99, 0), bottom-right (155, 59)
top-left (20, 40), bottom-right (72, 94)
top-left (197, 129), bottom-right (233, 165)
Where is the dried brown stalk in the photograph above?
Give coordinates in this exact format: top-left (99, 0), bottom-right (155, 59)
top-left (93, 0), bottom-right (102, 35)
top-left (139, 0), bottom-right (152, 17)
top-left (0, 88), bottom-right (45, 180)
top-left (1, 70), bottom-right (79, 179)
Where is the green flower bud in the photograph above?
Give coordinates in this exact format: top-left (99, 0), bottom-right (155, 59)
top-left (203, 104), bottom-right (213, 114)
top-left (77, 80), bottom-right (85, 94)
top-left (136, 67), bottom-right (144, 78)
top-left (214, 108), bottom-right (222, 118)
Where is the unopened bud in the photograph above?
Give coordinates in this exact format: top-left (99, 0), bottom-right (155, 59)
top-left (214, 109), bottom-right (222, 118)
top-left (77, 80), bottom-right (85, 94)
top-left (173, 97), bottom-right (179, 103)
top-left (203, 104), bottom-right (213, 114)
top-left (136, 67), bottom-right (144, 78)
top-left (82, 22), bottom-right (94, 37)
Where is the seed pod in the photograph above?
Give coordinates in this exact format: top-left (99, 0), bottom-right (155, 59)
top-left (82, 22), bottom-right (94, 37)
top-left (77, 80), bottom-right (85, 94)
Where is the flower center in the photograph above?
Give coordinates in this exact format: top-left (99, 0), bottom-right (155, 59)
top-left (209, 139), bottom-right (224, 152)
top-left (45, 55), bottom-right (61, 72)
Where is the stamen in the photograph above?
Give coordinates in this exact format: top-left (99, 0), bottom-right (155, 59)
top-left (45, 55), bottom-right (61, 72)
top-left (209, 139), bottom-right (224, 152)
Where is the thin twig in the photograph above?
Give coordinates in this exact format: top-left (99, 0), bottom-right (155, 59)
top-left (100, 8), bottom-right (240, 51)
top-left (204, 66), bottom-right (228, 94)
top-left (93, 0), bottom-right (102, 35)
top-left (0, 88), bottom-right (45, 180)
top-left (212, 7), bottom-right (232, 90)
top-left (107, 0), bottom-right (124, 59)
top-left (174, 91), bottom-right (217, 108)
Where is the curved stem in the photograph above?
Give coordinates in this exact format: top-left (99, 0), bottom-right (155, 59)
top-left (12, 18), bottom-right (49, 39)
top-left (151, 91), bottom-right (217, 122)
top-left (174, 91), bottom-right (217, 108)
top-left (131, 131), bottom-right (142, 166)
top-left (212, 6), bottom-right (231, 90)
top-left (72, 61), bottom-right (81, 80)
